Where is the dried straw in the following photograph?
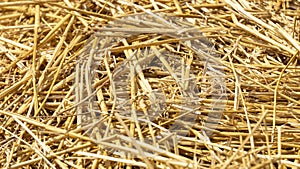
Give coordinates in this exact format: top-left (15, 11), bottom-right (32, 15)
top-left (1, 0), bottom-right (300, 168)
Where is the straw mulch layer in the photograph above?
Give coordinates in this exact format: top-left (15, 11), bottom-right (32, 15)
top-left (1, 0), bottom-right (300, 168)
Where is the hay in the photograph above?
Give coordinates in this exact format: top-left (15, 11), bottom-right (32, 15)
top-left (0, 0), bottom-right (300, 168)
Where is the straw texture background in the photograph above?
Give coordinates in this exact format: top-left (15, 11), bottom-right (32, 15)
top-left (0, 0), bottom-right (300, 168)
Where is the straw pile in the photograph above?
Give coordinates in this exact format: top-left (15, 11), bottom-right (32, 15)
top-left (1, 0), bottom-right (300, 168)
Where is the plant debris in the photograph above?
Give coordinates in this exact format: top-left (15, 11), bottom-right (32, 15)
top-left (1, 0), bottom-right (300, 168)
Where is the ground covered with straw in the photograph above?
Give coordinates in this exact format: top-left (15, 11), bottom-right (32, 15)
top-left (1, 0), bottom-right (300, 168)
